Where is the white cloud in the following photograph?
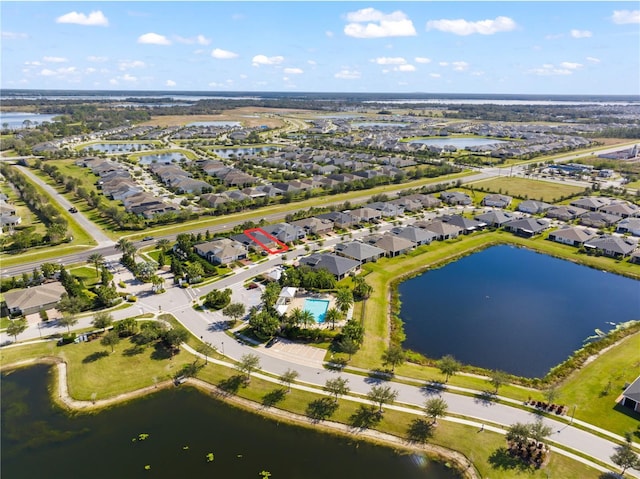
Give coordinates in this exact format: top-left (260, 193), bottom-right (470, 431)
top-left (529, 63), bottom-right (576, 76)
top-left (166, 80), bottom-right (177, 87)
top-left (85, 67), bottom-right (97, 74)
top-left (560, 61), bottom-right (583, 70)
top-left (56, 10), bottom-right (109, 27)
top-left (452, 61), bottom-right (469, 71)
top-left (122, 74), bottom-right (137, 82)
top-left (211, 48), bottom-right (239, 59)
top-left (325, 31), bottom-right (334, 38)
top-left (43, 56), bottom-right (68, 63)
top-left (429, 73), bottom-right (441, 78)
top-left (427, 16), bottom-right (517, 35)
top-left (109, 78), bottom-right (119, 85)
top-left (38, 66), bottom-right (77, 77)
top-left (471, 71), bottom-right (485, 77)
top-left (284, 67), bottom-right (304, 74)
top-left (39, 69), bottom-right (57, 77)
top-left (586, 56), bottom-right (601, 63)
top-left (252, 54), bottom-right (284, 66)
top-left (396, 64), bottom-right (416, 72)
top-left (24, 61), bottom-right (42, 66)
top-left (570, 29), bottom-right (592, 38)
top-left (439, 61), bottom-right (449, 67)
top-left (138, 33), bottom-right (171, 45)
top-left (415, 57), bottom-right (431, 64)
top-left (372, 56), bottom-right (406, 65)
top-left (611, 10), bottom-right (640, 24)
top-left (545, 33), bottom-right (564, 40)
top-left (307, 60), bottom-right (317, 66)
top-left (118, 60), bottom-right (146, 70)
top-left (2, 31), bottom-right (28, 39)
top-left (87, 55), bottom-right (108, 63)
top-left (175, 34), bottom-right (211, 45)
top-left (344, 8), bottom-right (416, 38)
top-left (334, 69), bottom-right (361, 79)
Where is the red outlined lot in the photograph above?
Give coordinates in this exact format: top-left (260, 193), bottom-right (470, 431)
top-left (244, 227), bottom-right (289, 254)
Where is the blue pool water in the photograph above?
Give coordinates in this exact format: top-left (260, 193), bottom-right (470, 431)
top-left (304, 299), bottom-right (330, 323)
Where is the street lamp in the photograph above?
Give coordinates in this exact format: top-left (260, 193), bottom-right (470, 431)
top-left (570, 405), bottom-right (576, 425)
top-left (37, 322), bottom-right (42, 339)
top-left (221, 341), bottom-right (224, 356)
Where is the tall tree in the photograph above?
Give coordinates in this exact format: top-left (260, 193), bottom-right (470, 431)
top-left (353, 275), bottom-right (373, 300)
top-left (367, 384), bottom-right (398, 414)
top-left (611, 433), bottom-right (640, 476)
top-left (163, 328), bottom-right (189, 356)
top-left (6, 318), bottom-right (28, 342)
top-left (437, 355), bottom-right (462, 382)
top-left (489, 370), bottom-right (509, 394)
top-left (337, 337), bottom-right (359, 360)
top-left (335, 288), bottom-right (353, 315)
top-left (279, 369), bottom-right (299, 393)
top-left (381, 345), bottom-right (406, 372)
top-left (87, 253), bottom-right (104, 278)
top-left (298, 309), bottom-right (315, 329)
top-left (222, 303), bottom-right (246, 322)
top-left (324, 377), bottom-right (350, 403)
top-left (157, 238), bottom-right (171, 252)
top-left (237, 353), bottom-right (260, 384)
top-left (197, 341), bottom-right (216, 365)
top-left (58, 312), bottom-right (78, 333)
top-left (424, 397), bottom-right (448, 424)
top-left (92, 311), bottom-right (113, 331)
top-left (261, 282), bottom-right (281, 310)
top-left (324, 307), bottom-right (341, 330)
top-left (101, 330), bottom-right (120, 353)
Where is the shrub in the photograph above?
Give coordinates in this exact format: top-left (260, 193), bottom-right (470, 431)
top-left (127, 296), bottom-right (138, 302)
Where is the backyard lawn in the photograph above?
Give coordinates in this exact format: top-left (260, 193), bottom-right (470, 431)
top-left (469, 176), bottom-right (586, 203)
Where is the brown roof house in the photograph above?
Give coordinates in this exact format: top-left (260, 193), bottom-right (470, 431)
top-left (3, 282), bottom-right (66, 316)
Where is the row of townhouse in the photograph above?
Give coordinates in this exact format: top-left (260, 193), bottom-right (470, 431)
top-left (0, 194), bottom-right (21, 234)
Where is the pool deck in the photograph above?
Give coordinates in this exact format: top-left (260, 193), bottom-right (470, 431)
top-left (288, 294), bottom-right (337, 326)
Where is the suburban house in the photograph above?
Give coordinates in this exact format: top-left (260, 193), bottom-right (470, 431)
top-left (442, 214), bottom-right (486, 234)
top-left (548, 226), bottom-right (597, 246)
top-left (401, 193), bottom-right (441, 209)
top-left (504, 218), bottom-right (550, 237)
top-left (390, 226), bottom-right (436, 245)
top-left (316, 211), bottom-right (358, 229)
top-left (349, 207), bottom-right (383, 223)
top-left (415, 219), bottom-right (463, 240)
top-left (262, 223), bottom-right (306, 243)
top-left (616, 218), bottom-right (640, 237)
top-left (334, 240), bottom-right (385, 263)
top-left (579, 211), bottom-right (620, 229)
top-left (482, 193), bottom-right (513, 208)
top-left (3, 282), bottom-right (66, 316)
top-left (599, 201), bottom-right (640, 218)
top-left (366, 233), bottom-right (416, 257)
top-left (0, 199), bottom-right (21, 232)
top-left (570, 196), bottom-right (613, 211)
top-left (620, 376), bottom-right (640, 413)
top-left (299, 253), bottom-right (360, 280)
top-left (475, 210), bottom-right (515, 227)
top-left (583, 235), bottom-right (638, 258)
top-left (440, 191), bottom-right (472, 206)
top-left (194, 238), bottom-right (248, 265)
top-left (388, 197), bottom-right (423, 212)
top-left (290, 217), bottom-right (334, 236)
top-left (546, 205), bottom-right (588, 221)
top-left (517, 200), bottom-right (552, 214)
top-left (368, 201), bottom-right (405, 218)
top-left (232, 229), bottom-right (279, 252)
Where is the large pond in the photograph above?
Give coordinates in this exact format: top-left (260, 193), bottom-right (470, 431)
top-left (1, 365), bottom-right (458, 479)
top-left (82, 143), bottom-right (154, 153)
top-left (0, 111), bottom-right (60, 129)
top-left (398, 245), bottom-right (640, 378)
top-left (409, 138), bottom-right (509, 149)
top-left (138, 152), bottom-right (188, 164)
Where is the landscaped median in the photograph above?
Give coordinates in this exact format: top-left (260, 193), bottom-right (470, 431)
top-left (0, 333), bottom-right (607, 479)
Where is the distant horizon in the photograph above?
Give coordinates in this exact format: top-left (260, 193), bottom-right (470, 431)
top-left (2, 88), bottom-right (639, 101)
top-left (2, 2), bottom-right (638, 95)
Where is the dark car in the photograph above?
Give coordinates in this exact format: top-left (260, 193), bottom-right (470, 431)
top-left (142, 236), bottom-right (154, 241)
top-left (68, 207), bottom-right (78, 213)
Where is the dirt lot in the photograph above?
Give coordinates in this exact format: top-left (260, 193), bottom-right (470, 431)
top-left (140, 106), bottom-right (319, 128)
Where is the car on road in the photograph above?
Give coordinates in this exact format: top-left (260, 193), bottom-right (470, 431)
top-left (68, 207), bottom-right (78, 213)
top-left (142, 236), bottom-right (154, 241)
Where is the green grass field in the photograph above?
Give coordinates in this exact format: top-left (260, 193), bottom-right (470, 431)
top-left (470, 176), bottom-right (586, 203)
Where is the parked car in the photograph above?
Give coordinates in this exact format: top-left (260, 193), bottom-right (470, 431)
top-left (68, 207), bottom-right (78, 213)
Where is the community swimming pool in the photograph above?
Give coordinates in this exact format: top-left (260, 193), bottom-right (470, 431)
top-left (303, 299), bottom-right (330, 323)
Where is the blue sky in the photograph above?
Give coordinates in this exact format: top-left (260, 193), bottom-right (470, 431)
top-left (1, 1), bottom-right (639, 94)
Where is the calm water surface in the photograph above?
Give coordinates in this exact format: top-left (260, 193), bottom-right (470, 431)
top-left (82, 143), bottom-right (154, 153)
top-left (0, 112), bottom-right (59, 129)
top-left (1, 365), bottom-right (459, 479)
top-left (138, 152), bottom-right (188, 164)
top-left (399, 245), bottom-right (640, 377)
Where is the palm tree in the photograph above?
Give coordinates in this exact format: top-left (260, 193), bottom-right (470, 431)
top-left (279, 369), bottom-right (299, 393)
top-left (424, 397), bottom-right (448, 425)
top-left (299, 309), bottom-right (315, 329)
top-left (87, 253), bottom-right (104, 277)
top-left (335, 288), bottom-right (353, 315)
top-left (157, 238), bottom-right (171, 252)
top-left (116, 238), bottom-right (136, 259)
top-left (324, 307), bottom-right (342, 330)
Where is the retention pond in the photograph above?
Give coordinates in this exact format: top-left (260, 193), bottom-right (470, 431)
top-left (398, 245), bottom-right (640, 377)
